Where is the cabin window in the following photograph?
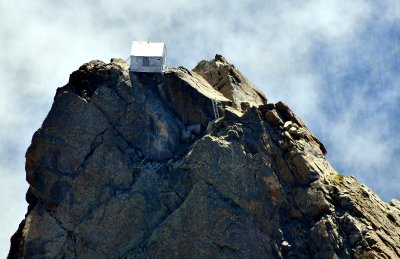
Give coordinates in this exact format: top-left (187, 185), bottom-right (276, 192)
top-left (143, 57), bottom-right (150, 66)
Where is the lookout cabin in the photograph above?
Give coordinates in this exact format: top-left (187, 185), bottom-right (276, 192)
top-left (130, 41), bottom-right (167, 73)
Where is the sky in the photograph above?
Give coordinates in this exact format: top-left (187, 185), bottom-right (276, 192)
top-left (0, 0), bottom-right (399, 256)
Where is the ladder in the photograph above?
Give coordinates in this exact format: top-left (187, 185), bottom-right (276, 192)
top-left (211, 99), bottom-right (219, 120)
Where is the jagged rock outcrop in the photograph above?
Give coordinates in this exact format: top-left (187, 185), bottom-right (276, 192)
top-left (193, 54), bottom-right (266, 112)
top-left (9, 55), bottom-right (400, 258)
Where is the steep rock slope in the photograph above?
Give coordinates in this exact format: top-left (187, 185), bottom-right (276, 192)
top-left (8, 56), bottom-right (400, 258)
top-left (193, 54), bottom-right (266, 111)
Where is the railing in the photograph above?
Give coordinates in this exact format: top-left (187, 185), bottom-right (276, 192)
top-left (212, 99), bottom-right (219, 120)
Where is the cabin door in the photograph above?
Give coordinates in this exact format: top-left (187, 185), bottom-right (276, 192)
top-left (143, 57), bottom-right (150, 66)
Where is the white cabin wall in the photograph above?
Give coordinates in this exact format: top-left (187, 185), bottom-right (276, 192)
top-left (130, 56), bottom-right (163, 73)
top-left (163, 46), bottom-right (167, 71)
top-left (149, 57), bottom-right (162, 67)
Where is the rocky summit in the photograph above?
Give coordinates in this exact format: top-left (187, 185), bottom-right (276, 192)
top-left (8, 55), bottom-right (400, 258)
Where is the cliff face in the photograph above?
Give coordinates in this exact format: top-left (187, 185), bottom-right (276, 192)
top-left (9, 56), bottom-right (400, 258)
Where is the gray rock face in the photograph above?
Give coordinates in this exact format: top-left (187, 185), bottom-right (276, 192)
top-left (193, 54), bottom-right (266, 112)
top-left (8, 56), bottom-right (400, 258)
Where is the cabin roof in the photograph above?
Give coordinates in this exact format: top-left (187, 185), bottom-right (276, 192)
top-left (131, 41), bottom-right (165, 57)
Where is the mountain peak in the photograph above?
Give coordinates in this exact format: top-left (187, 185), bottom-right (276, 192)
top-left (8, 56), bottom-right (400, 258)
top-left (193, 54), bottom-right (266, 112)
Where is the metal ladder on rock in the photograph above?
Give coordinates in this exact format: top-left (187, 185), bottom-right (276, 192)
top-left (212, 99), bottom-right (219, 120)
